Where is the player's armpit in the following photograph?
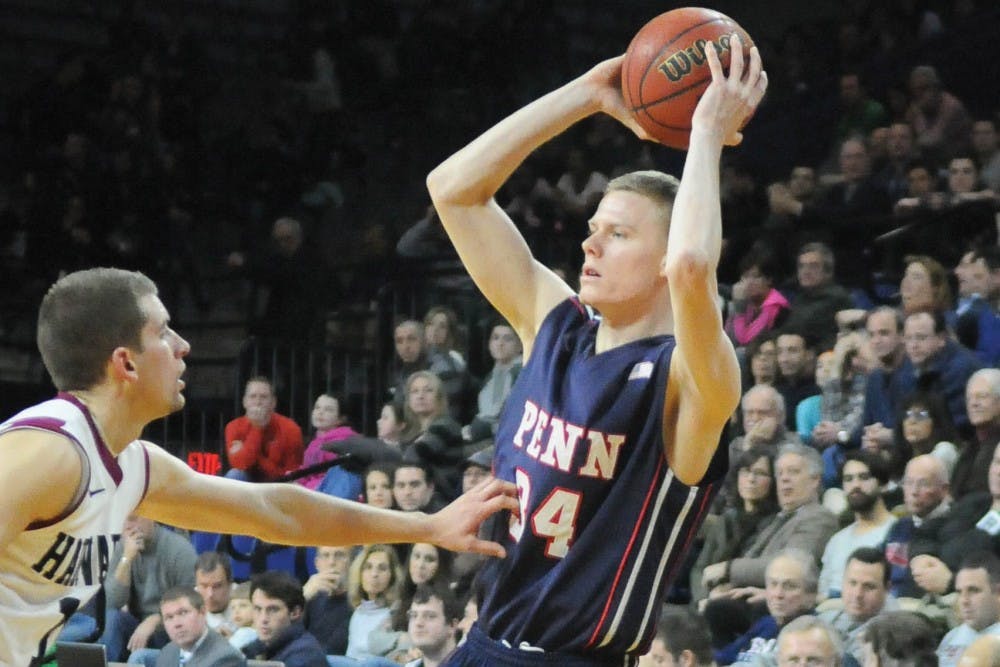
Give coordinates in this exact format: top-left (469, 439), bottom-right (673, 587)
top-left (0, 430), bottom-right (83, 552)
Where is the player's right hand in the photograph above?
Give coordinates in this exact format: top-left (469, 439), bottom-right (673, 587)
top-left (426, 477), bottom-right (519, 558)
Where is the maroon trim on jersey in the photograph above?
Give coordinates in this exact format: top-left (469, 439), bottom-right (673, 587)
top-left (5, 416), bottom-right (93, 531)
top-left (586, 455), bottom-right (666, 649)
top-left (58, 391), bottom-right (124, 486)
top-left (139, 443), bottom-right (151, 503)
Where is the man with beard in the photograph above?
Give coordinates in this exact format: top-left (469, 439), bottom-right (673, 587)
top-left (818, 451), bottom-right (897, 599)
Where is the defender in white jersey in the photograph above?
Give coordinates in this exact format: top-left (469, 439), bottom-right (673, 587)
top-left (427, 35), bottom-right (766, 664)
top-left (0, 268), bottom-right (517, 666)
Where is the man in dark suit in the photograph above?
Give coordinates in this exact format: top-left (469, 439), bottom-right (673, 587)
top-left (156, 587), bottom-right (245, 667)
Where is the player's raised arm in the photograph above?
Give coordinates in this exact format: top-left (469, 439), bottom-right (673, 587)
top-left (137, 443), bottom-right (518, 558)
top-left (663, 36), bottom-right (768, 483)
top-left (426, 57), bottom-right (647, 351)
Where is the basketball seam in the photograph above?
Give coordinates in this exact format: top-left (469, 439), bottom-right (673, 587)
top-left (633, 74), bottom-right (711, 121)
top-left (635, 16), bottom-right (728, 108)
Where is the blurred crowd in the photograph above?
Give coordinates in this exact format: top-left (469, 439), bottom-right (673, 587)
top-left (2, 0), bottom-right (1000, 665)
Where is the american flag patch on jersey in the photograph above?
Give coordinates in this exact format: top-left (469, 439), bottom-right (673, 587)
top-left (628, 361), bottom-right (654, 380)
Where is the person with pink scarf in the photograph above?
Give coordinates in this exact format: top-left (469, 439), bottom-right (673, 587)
top-left (726, 250), bottom-right (790, 348)
top-left (297, 394), bottom-right (359, 492)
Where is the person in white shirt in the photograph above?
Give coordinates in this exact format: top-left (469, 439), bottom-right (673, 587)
top-left (938, 552), bottom-right (1000, 667)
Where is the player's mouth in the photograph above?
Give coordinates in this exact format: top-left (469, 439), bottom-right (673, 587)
top-left (581, 266), bottom-right (601, 280)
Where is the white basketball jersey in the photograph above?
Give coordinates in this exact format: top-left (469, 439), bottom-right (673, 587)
top-left (0, 394), bottom-right (149, 666)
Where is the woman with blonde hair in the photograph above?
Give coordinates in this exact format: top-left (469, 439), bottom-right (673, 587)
top-left (401, 370), bottom-right (465, 499)
top-left (334, 544), bottom-right (405, 663)
top-left (900, 255), bottom-right (952, 315)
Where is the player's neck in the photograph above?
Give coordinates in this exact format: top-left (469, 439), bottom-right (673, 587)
top-left (594, 297), bottom-right (673, 353)
top-left (68, 387), bottom-right (145, 455)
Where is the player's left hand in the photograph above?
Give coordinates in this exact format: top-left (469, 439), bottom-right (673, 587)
top-left (425, 477), bottom-right (519, 558)
top-left (693, 33), bottom-right (767, 146)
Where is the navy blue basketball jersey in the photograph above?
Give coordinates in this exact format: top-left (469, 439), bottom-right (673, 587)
top-left (478, 297), bottom-right (726, 659)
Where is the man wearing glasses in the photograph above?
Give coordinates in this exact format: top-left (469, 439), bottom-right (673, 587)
top-left (882, 455), bottom-right (952, 597)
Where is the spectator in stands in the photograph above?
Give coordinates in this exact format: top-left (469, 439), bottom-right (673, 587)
top-left (834, 73), bottom-right (888, 146)
top-left (893, 160), bottom-right (941, 214)
top-left (764, 166), bottom-right (820, 263)
top-left (155, 586), bottom-right (245, 667)
top-left (393, 461), bottom-right (444, 513)
top-left (702, 445), bottom-right (837, 604)
top-left (377, 401), bottom-right (406, 450)
top-left (952, 249), bottom-right (1000, 366)
top-left (226, 583), bottom-right (257, 651)
top-left (902, 310), bottom-right (983, 434)
top-left (693, 446), bottom-right (779, 605)
top-left (399, 371), bottom-right (464, 498)
top-left (972, 119), bottom-right (1000, 192)
top-left (780, 243), bottom-right (855, 352)
top-left (463, 321), bottom-right (522, 442)
top-left (297, 394), bottom-right (362, 500)
top-left (711, 550), bottom-right (818, 666)
top-left (774, 331), bottom-right (820, 431)
top-left (859, 307), bottom-right (908, 453)
top-left (363, 462), bottom-right (397, 509)
top-left (303, 545), bottom-right (353, 656)
top-left (341, 544), bottom-right (405, 662)
top-left (402, 583), bottom-right (461, 667)
top-left (890, 391), bottom-right (959, 476)
top-left (952, 369), bottom-right (1000, 500)
top-left (243, 571), bottom-right (326, 667)
top-left (225, 376), bottom-right (304, 482)
top-left (533, 147), bottom-right (609, 228)
top-left (195, 552), bottom-right (237, 638)
top-left (423, 305), bottom-right (467, 371)
top-left (452, 446), bottom-right (494, 593)
top-left (906, 65), bottom-right (973, 161)
top-left (379, 543), bottom-right (455, 655)
top-left (818, 548), bottom-right (896, 665)
top-left (874, 122), bottom-right (920, 203)
top-left (937, 552), bottom-right (1000, 667)
top-left (799, 139), bottom-right (893, 281)
top-left (775, 616), bottom-right (842, 667)
top-left (726, 249), bottom-right (790, 350)
top-left (860, 611), bottom-right (940, 667)
top-left (801, 333), bottom-right (870, 486)
top-left (389, 320), bottom-right (470, 419)
top-left (882, 455), bottom-right (952, 598)
top-left (729, 386), bottom-right (802, 463)
top-left (900, 255), bottom-right (953, 316)
top-left (640, 609), bottom-right (714, 667)
top-left (102, 515), bottom-right (198, 660)
top-left (747, 335), bottom-right (779, 389)
top-left (227, 217), bottom-right (331, 344)
top-left (818, 451), bottom-right (897, 600)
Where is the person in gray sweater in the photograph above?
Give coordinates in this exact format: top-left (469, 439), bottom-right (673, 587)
top-left (101, 515), bottom-right (198, 660)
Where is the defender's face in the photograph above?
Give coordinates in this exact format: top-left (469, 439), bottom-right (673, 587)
top-left (134, 294), bottom-right (190, 417)
top-left (579, 190), bottom-right (669, 318)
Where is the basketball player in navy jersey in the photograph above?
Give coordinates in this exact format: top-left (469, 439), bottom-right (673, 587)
top-left (427, 36), bottom-right (766, 665)
top-left (0, 268), bottom-right (517, 666)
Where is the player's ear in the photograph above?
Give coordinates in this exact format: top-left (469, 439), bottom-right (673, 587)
top-left (110, 347), bottom-right (138, 380)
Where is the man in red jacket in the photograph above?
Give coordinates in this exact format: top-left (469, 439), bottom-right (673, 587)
top-left (225, 377), bottom-right (303, 481)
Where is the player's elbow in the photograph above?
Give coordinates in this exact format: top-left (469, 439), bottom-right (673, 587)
top-left (665, 250), bottom-right (713, 286)
top-left (427, 165), bottom-right (487, 208)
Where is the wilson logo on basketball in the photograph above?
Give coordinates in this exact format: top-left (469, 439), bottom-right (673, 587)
top-left (656, 35), bottom-right (732, 82)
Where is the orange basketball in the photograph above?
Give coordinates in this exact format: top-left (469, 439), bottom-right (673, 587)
top-left (622, 7), bottom-right (754, 150)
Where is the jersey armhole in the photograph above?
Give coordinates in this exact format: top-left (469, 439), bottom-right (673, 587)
top-left (14, 427), bottom-right (91, 530)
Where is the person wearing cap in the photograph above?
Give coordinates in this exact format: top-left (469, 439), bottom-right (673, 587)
top-left (461, 445), bottom-right (494, 494)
